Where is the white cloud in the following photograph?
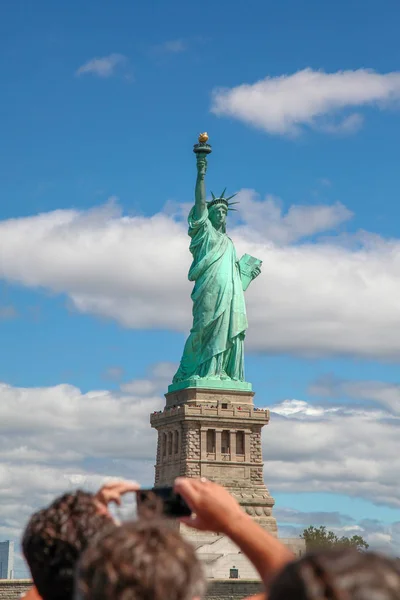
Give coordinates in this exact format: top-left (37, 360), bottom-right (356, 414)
top-left (317, 112), bottom-right (364, 135)
top-left (3, 196), bottom-right (400, 359)
top-left (265, 399), bottom-right (400, 510)
top-left (0, 381), bottom-right (161, 461)
top-left (310, 376), bottom-right (400, 415)
top-left (211, 68), bottom-right (400, 135)
top-left (235, 190), bottom-right (352, 243)
top-left (121, 362), bottom-right (176, 395)
top-left (76, 53), bottom-right (128, 78)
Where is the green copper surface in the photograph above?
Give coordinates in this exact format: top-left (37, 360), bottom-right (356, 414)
top-left (172, 137), bottom-right (262, 392)
top-left (168, 378), bottom-right (252, 393)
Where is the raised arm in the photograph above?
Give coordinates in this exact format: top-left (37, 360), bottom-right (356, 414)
top-left (174, 477), bottom-right (294, 590)
top-left (193, 153), bottom-right (208, 220)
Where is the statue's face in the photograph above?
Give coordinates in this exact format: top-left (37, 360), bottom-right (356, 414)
top-left (209, 205), bottom-right (228, 230)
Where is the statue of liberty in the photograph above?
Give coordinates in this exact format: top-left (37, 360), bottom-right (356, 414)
top-left (171, 134), bottom-right (262, 391)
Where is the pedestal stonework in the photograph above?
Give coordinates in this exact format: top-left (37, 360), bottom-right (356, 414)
top-left (150, 387), bottom-right (278, 534)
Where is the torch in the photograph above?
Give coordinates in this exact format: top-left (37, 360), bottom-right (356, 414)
top-left (193, 132), bottom-right (212, 157)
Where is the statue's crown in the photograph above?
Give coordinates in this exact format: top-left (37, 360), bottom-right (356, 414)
top-left (207, 188), bottom-right (239, 211)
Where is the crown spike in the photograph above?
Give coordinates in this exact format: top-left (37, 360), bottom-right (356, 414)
top-left (206, 187), bottom-right (240, 211)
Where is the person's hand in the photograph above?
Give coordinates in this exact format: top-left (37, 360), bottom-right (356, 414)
top-left (251, 265), bottom-right (261, 279)
top-left (20, 587), bottom-right (41, 600)
top-left (196, 155), bottom-right (207, 178)
top-left (174, 477), bottom-right (246, 535)
top-left (94, 479), bottom-right (140, 516)
top-left (176, 478), bottom-right (294, 588)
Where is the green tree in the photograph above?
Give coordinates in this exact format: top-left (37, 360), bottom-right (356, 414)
top-left (301, 525), bottom-right (369, 551)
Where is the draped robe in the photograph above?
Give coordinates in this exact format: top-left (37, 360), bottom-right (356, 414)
top-left (172, 207), bottom-right (248, 383)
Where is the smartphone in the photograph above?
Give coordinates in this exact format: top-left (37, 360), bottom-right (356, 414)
top-left (136, 487), bottom-right (192, 518)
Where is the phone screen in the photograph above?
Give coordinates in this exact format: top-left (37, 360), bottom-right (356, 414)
top-left (136, 487), bottom-right (192, 519)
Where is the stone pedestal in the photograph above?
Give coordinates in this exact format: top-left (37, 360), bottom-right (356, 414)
top-left (150, 386), bottom-right (277, 534)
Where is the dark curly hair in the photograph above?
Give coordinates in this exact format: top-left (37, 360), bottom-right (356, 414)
top-left (76, 519), bottom-right (206, 600)
top-left (269, 547), bottom-right (400, 600)
top-left (22, 490), bottom-right (114, 600)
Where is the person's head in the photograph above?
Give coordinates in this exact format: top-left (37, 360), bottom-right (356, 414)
top-left (208, 202), bottom-right (228, 231)
top-left (269, 547), bottom-right (400, 600)
top-left (76, 519), bottom-right (206, 600)
top-left (22, 490), bottom-right (114, 600)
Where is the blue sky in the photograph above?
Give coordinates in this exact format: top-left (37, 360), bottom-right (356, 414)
top-left (1, 0), bottom-right (400, 575)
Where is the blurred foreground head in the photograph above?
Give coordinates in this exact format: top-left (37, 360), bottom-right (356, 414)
top-left (269, 547), bottom-right (400, 600)
top-left (22, 490), bottom-right (114, 600)
top-left (76, 519), bottom-right (206, 600)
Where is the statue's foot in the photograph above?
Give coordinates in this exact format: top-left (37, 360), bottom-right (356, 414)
top-left (220, 371), bottom-right (231, 381)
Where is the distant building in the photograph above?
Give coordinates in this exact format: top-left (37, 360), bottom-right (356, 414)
top-left (0, 541), bottom-right (14, 579)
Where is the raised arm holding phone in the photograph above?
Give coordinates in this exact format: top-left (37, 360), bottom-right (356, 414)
top-left (174, 477), bottom-right (295, 590)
